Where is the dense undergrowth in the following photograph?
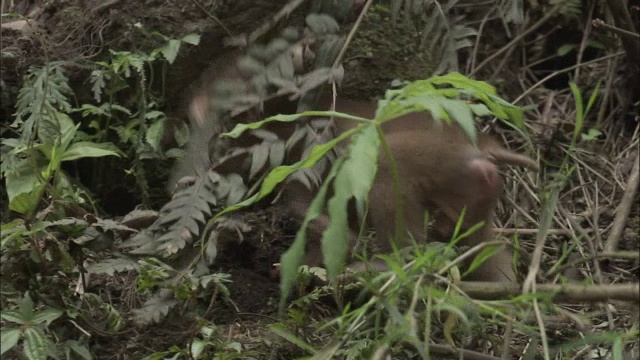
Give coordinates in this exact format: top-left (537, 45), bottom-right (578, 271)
top-left (1, 0), bottom-right (638, 359)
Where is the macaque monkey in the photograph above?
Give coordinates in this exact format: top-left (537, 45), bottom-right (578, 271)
top-left (286, 99), bottom-right (538, 282)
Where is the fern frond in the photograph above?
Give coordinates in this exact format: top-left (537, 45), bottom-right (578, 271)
top-left (132, 289), bottom-right (178, 325)
top-left (153, 171), bottom-right (230, 256)
top-left (14, 62), bottom-right (73, 142)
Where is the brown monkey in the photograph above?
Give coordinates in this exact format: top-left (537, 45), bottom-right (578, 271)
top-left (287, 99), bottom-right (538, 282)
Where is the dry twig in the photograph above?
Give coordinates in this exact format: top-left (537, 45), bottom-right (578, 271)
top-left (604, 152), bottom-right (639, 253)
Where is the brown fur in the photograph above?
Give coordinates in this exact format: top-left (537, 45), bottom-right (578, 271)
top-left (287, 99), bottom-right (538, 282)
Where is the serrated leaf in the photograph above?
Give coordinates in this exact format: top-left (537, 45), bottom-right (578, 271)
top-left (90, 69), bottom-right (106, 102)
top-left (181, 33), bottom-right (201, 45)
top-left (23, 327), bottom-right (50, 360)
top-left (133, 289), bottom-right (178, 325)
top-left (161, 39), bottom-right (181, 64)
top-left (87, 257), bottom-right (139, 275)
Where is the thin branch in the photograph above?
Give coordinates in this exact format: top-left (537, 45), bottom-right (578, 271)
top-left (604, 152), bottom-right (640, 253)
top-left (459, 282), bottom-right (640, 302)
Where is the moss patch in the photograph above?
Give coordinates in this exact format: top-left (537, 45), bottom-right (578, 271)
top-left (341, 5), bottom-right (435, 99)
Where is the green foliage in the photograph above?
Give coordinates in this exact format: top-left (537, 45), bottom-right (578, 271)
top-left (272, 242), bottom-right (511, 359)
top-left (0, 293), bottom-right (67, 359)
top-left (2, 62), bottom-right (122, 215)
top-left (2, 31), bottom-right (200, 217)
top-left (1, 30), bottom-right (200, 359)
top-left (140, 324), bottom-right (252, 360)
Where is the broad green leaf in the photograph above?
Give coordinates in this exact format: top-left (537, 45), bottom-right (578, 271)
top-left (1, 310), bottom-right (26, 324)
top-left (18, 294), bottom-right (35, 320)
top-left (145, 110), bottom-right (165, 120)
top-left (5, 159), bottom-right (46, 202)
top-left (181, 33), bottom-right (201, 45)
top-left (61, 141), bottom-right (122, 161)
top-left (8, 184), bottom-right (44, 214)
top-left (23, 327), bottom-right (50, 360)
top-left (65, 340), bottom-right (92, 360)
top-left (440, 98), bottom-right (476, 143)
top-left (323, 125), bottom-right (379, 281)
top-left (190, 339), bottom-right (205, 359)
top-left (161, 39), bottom-right (181, 64)
top-left (0, 328), bottom-right (21, 355)
top-left (146, 120), bottom-right (165, 152)
top-left (59, 115), bottom-right (79, 154)
top-left (32, 308), bottom-right (63, 326)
